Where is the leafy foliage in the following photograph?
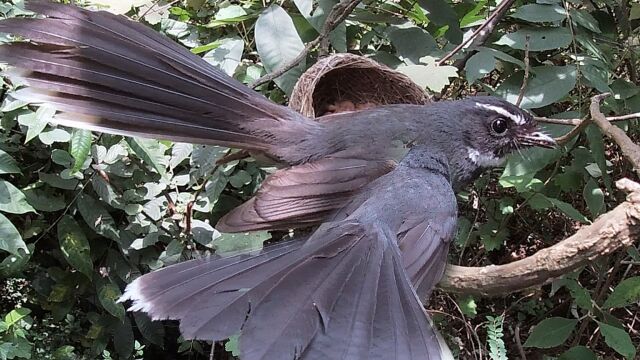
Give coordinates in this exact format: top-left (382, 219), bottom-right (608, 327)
top-left (0, 0), bottom-right (637, 358)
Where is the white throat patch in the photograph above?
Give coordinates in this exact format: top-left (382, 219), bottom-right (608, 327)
top-left (467, 147), bottom-right (505, 167)
top-left (475, 102), bottom-right (526, 125)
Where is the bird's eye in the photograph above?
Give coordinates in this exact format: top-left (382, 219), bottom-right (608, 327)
top-left (490, 118), bottom-right (509, 135)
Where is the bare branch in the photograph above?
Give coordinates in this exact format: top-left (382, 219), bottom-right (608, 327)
top-left (249, 0), bottom-right (361, 89)
top-left (535, 112), bottom-right (640, 126)
top-left (438, 178), bottom-right (640, 296)
top-left (515, 35), bottom-right (531, 107)
top-left (439, 0), bottom-right (516, 68)
top-left (590, 93), bottom-right (640, 175)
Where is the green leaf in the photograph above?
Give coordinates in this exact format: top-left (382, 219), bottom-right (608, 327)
top-left (388, 26), bottom-right (437, 64)
top-left (225, 335), bottom-right (240, 356)
top-left (133, 313), bottom-right (164, 346)
top-left (465, 51), bottom-right (496, 83)
top-left (511, 4), bottom-right (566, 23)
top-left (559, 346), bottom-right (597, 360)
top-left (0, 150), bottom-right (20, 174)
top-left (18, 106), bottom-right (54, 143)
top-left (70, 129), bottom-right (92, 173)
top-left (97, 282), bottom-right (125, 320)
top-left (583, 178), bottom-right (604, 217)
top-left (457, 295), bottom-right (477, 318)
top-left (214, 231), bottom-right (270, 256)
top-left (495, 66), bottom-right (577, 109)
top-left (113, 317), bottom-right (134, 359)
top-left (203, 37), bottom-right (244, 76)
top-left (57, 216), bottom-right (93, 278)
top-left (0, 180), bottom-right (36, 214)
top-left (126, 137), bottom-right (167, 175)
top-left (39, 128), bottom-right (71, 145)
top-left (254, 5), bottom-right (305, 95)
top-left (169, 143), bottom-right (193, 170)
top-left (0, 244), bottom-right (32, 277)
top-left (397, 59), bottom-right (458, 92)
top-left (191, 220), bottom-right (221, 248)
top-left (597, 321), bottom-right (636, 359)
top-left (548, 198), bottom-right (589, 223)
top-left (5, 307), bottom-right (31, 327)
top-left (416, 0), bottom-right (463, 43)
top-left (555, 278), bottom-right (593, 310)
top-left (494, 27), bottom-right (572, 51)
top-left (0, 213), bottom-right (27, 256)
top-left (76, 194), bottom-right (121, 243)
top-left (603, 276), bottom-right (640, 308)
top-left (24, 188), bottom-right (66, 212)
top-left (523, 317), bottom-right (578, 348)
top-left (229, 170), bottom-right (252, 188)
top-left (570, 9), bottom-right (601, 33)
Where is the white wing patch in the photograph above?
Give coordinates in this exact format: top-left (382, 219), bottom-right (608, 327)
top-left (475, 102), bottom-right (526, 125)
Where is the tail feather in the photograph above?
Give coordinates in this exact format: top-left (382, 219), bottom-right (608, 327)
top-left (120, 222), bottom-right (447, 360)
top-left (0, 1), bottom-right (315, 156)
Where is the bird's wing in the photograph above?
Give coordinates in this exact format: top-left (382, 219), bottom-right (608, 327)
top-left (120, 221), bottom-right (447, 360)
top-left (397, 199), bottom-right (458, 300)
top-left (216, 155), bottom-right (396, 232)
top-left (0, 1), bottom-right (313, 155)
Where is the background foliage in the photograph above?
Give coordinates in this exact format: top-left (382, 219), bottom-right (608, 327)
top-left (0, 0), bottom-right (638, 358)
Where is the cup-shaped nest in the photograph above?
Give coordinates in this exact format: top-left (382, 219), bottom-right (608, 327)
top-left (289, 53), bottom-right (430, 118)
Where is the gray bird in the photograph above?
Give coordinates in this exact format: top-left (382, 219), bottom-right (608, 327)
top-left (120, 144), bottom-right (458, 360)
top-left (0, 1), bottom-right (556, 234)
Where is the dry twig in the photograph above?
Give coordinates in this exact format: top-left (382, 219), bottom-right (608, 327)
top-left (515, 35), bottom-right (531, 107)
top-left (438, 0), bottom-right (516, 67)
top-left (249, 0), bottom-right (361, 89)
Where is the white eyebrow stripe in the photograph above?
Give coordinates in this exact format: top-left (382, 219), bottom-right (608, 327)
top-left (475, 102), bottom-right (526, 125)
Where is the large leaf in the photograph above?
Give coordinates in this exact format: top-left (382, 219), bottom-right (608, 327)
top-left (494, 27), bottom-right (572, 51)
top-left (597, 322), bottom-right (636, 359)
top-left (57, 216), bottom-right (93, 278)
top-left (495, 66), bottom-right (577, 109)
top-left (583, 178), bottom-right (604, 217)
top-left (70, 129), bottom-right (92, 173)
top-left (214, 231), bottom-right (270, 256)
top-left (0, 213), bottom-right (27, 256)
top-left (559, 346), bottom-right (597, 360)
top-left (523, 317), bottom-right (578, 348)
top-left (18, 106), bottom-right (54, 143)
top-left (603, 276), bottom-right (640, 308)
top-left (0, 150), bottom-right (20, 174)
top-left (126, 137), bottom-right (167, 175)
top-left (465, 51), bottom-right (496, 83)
top-left (397, 58), bottom-right (458, 92)
top-left (388, 26), bottom-right (437, 64)
top-left (511, 3), bottom-right (566, 23)
top-left (97, 282), bottom-right (125, 320)
top-left (255, 5), bottom-right (305, 95)
top-left (77, 194), bottom-right (121, 243)
top-left (203, 36), bottom-right (245, 76)
top-left (0, 180), bottom-right (36, 214)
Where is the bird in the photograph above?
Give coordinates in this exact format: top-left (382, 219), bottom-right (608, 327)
top-left (119, 143), bottom-right (459, 360)
top-left (0, 1), bottom-right (556, 234)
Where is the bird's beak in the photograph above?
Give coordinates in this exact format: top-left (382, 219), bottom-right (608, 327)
top-left (517, 131), bottom-right (557, 149)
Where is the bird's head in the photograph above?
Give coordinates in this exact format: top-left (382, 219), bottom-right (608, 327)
top-left (455, 96), bottom-right (556, 169)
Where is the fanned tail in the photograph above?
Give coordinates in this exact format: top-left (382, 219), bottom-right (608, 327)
top-left (119, 222), bottom-right (448, 360)
top-left (0, 1), bottom-right (316, 157)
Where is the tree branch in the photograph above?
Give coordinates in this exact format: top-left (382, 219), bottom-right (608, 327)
top-left (589, 93), bottom-right (640, 175)
top-left (534, 112), bottom-right (640, 126)
top-left (438, 178), bottom-right (640, 296)
top-left (438, 0), bottom-right (516, 68)
top-left (249, 0), bottom-right (361, 89)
